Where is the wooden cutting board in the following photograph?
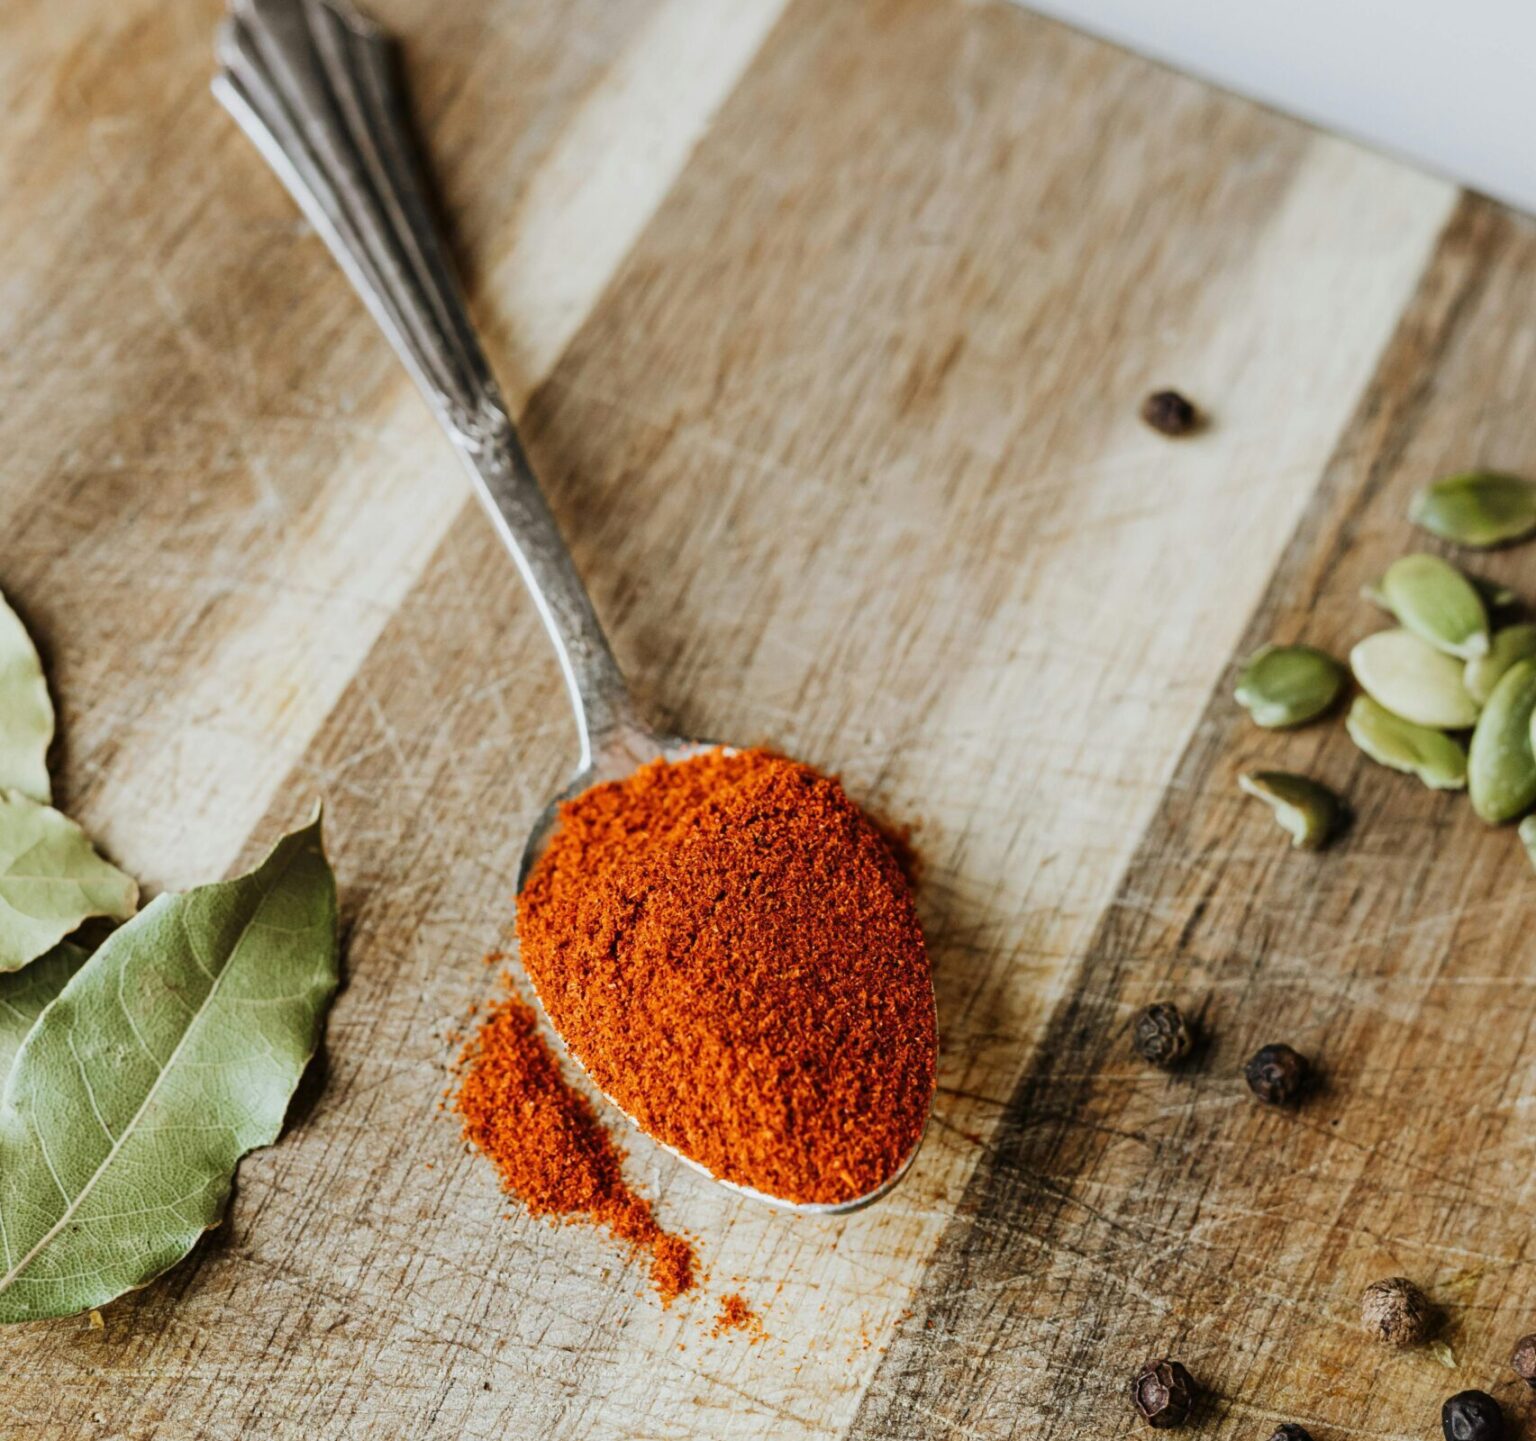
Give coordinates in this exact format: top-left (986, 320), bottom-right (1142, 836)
top-left (8, 0), bottom-right (1535, 1436)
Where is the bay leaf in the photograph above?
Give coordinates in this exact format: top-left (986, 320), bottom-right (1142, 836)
top-left (0, 816), bottom-right (337, 1322)
top-left (0, 590), bottom-right (54, 804)
top-left (0, 791), bottom-right (137, 973)
top-left (0, 943), bottom-right (88, 1078)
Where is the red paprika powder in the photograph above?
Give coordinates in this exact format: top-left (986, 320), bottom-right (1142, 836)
top-left (711, 1292), bottom-right (763, 1340)
top-left (517, 747), bottom-right (935, 1206)
top-left (455, 983), bottom-right (695, 1303)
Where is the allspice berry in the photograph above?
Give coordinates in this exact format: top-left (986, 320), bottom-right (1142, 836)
top-left (1244, 1043), bottom-right (1309, 1105)
top-left (1133, 1003), bottom-right (1194, 1069)
top-left (1130, 1357), bottom-right (1196, 1429)
top-left (1141, 389), bottom-right (1200, 437)
top-left (1509, 1332), bottom-right (1536, 1386)
top-left (1268, 1427), bottom-right (1313, 1441)
top-left (1360, 1277), bottom-right (1431, 1348)
top-left (1441, 1390), bottom-right (1504, 1441)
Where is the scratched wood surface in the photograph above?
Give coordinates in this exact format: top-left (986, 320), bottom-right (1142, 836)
top-left (9, 0), bottom-right (1525, 1435)
top-left (852, 193), bottom-right (1536, 1439)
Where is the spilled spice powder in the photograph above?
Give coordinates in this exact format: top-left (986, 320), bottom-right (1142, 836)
top-left (518, 747), bottom-right (936, 1206)
top-left (711, 1293), bottom-right (763, 1340)
top-left (455, 983), bottom-right (695, 1304)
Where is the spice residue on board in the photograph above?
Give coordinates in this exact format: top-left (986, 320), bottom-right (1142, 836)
top-left (517, 747), bottom-right (936, 1207)
top-left (455, 981), bottom-right (695, 1304)
top-left (711, 1293), bottom-right (763, 1341)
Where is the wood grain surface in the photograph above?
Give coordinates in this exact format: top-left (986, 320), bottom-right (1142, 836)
top-left (851, 193), bottom-right (1536, 1439)
top-left (11, 0), bottom-right (1531, 1436)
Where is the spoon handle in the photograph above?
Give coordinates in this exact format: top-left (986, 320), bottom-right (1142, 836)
top-left (215, 0), bottom-right (638, 771)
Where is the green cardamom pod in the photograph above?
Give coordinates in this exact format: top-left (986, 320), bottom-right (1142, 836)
top-left (1465, 623), bottom-right (1536, 704)
top-left (1234, 644), bottom-right (1346, 728)
top-left (1377, 554), bottom-right (1488, 659)
top-left (1350, 628), bottom-right (1480, 729)
top-left (1410, 471), bottom-right (1536, 549)
top-left (1468, 658), bottom-right (1536, 822)
top-left (1238, 771), bottom-right (1346, 850)
top-left (1345, 696), bottom-right (1466, 790)
top-left (1520, 815), bottom-right (1536, 871)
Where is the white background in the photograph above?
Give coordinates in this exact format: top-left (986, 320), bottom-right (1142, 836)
top-left (1021, 0), bottom-right (1536, 215)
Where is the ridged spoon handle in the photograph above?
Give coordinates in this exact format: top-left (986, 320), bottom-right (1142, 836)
top-left (214, 0), bottom-right (638, 771)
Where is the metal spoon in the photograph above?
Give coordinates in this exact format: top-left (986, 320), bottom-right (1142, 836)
top-left (214, 0), bottom-right (929, 1214)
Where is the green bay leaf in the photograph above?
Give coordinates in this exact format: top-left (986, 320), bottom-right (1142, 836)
top-left (0, 943), bottom-right (88, 1078)
top-left (0, 591), bottom-right (54, 804)
top-left (0, 791), bottom-right (137, 972)
top-left (0, 817), bottom-right (337, 1322)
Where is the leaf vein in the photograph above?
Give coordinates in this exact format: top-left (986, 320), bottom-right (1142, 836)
top-left (0, 839), bottom-right (307, 1297)
top-left (69, 1031), bottom-right (117, 1146)
top-left (31, 1114), bottom-right (70, 1207)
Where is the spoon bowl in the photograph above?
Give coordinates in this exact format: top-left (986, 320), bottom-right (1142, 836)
top-left (513, 723), bottom-right (712, 896)
top-left (216, 0), bottom-right (931, 1216)
top-left (514, 724), bottom-right (934, 1217)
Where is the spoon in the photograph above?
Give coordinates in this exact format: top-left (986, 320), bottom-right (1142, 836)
top-left (214, 0), bottom-right (929, 1214)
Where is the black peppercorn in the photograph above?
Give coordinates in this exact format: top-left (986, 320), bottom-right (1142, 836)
top-left (1359, 1276), bottom-right (1432, 1347)
top-left (1140, 389), bottom-right (1200, 437)
top-left (1130, 1358), bottom-right (1196, 1429)
top-left (1267, 1426), bottom-right (1312, 1441)
top-left (1442, 1390), bottom-right (1503, 1441)
top-left (1244, 1043), bottom-right (1309, 1106)
top-left (1133, 1003), bottom-right (1194, 1069)
top-left (1511, 1332), bottom-right (1536, 1386)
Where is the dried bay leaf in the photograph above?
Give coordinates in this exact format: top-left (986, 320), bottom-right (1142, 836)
top-left (0, 817), bottom-right (337, 1322)
top-left (0, 791), bottom-right (137, 972)
top-left (0, 943), bottom-right (88, 1078)
top-left (0, 590), bottom-right (54, 804)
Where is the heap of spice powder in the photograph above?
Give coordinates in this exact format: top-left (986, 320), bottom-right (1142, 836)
top-left (455, 983), bottom-right (695, 1303)
top-left (711, 1293), bottom-right (763, 1340)
top-left (516, 747), bottom-right (936, 1206)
